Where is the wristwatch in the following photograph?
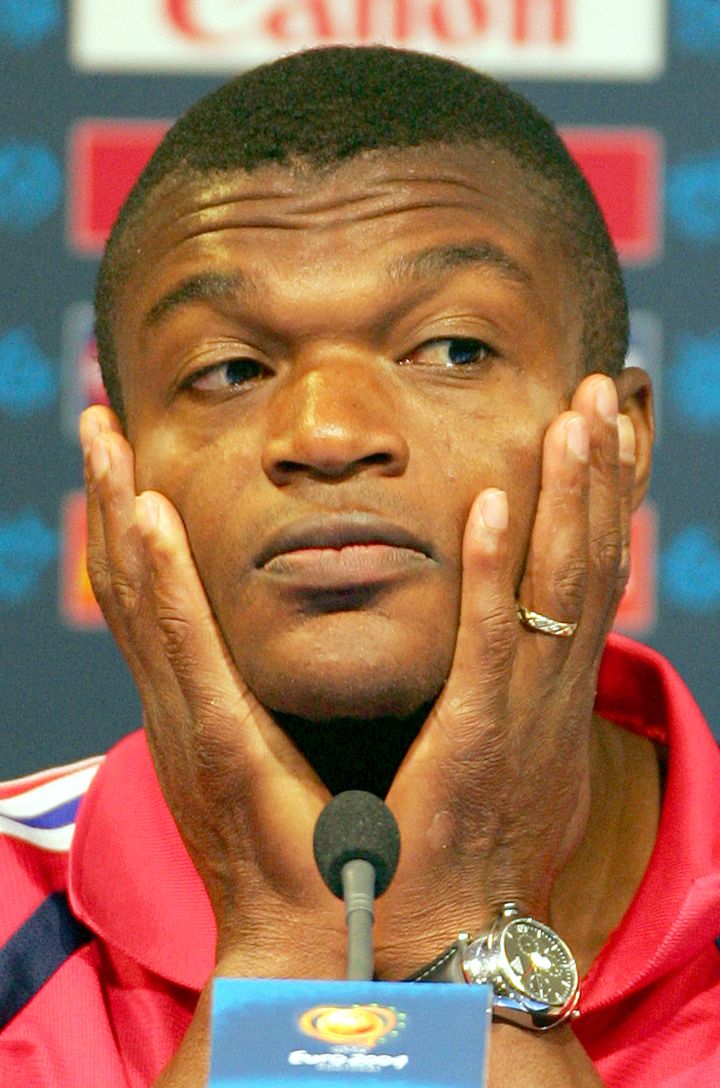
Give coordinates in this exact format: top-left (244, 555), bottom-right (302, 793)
top-left (406, 903), bottom-right (580, 1030)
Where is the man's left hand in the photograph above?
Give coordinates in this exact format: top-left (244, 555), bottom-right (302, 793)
top-left (376, 373), bottom-right (635, 977)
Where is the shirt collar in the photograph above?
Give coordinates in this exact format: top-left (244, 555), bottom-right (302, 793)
top-left (67, 634), bottom-right (720, 999)
top-left (583, 633), bottom-right (720, 1012)
top-left (68, 727), bottom-right (215, 990)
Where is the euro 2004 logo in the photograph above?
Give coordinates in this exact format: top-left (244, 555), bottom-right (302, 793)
top-left (298, 1004), bottom-right (405, 1048)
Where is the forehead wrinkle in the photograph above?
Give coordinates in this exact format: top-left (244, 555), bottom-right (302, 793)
top-left (164, 197), bottom-right (512, 234)
top-left (178, 159), bottom-right (501, 211)
top-left (158, 160), bottom-right (539, 235)
top-left (158, 179), bottom-right (400, 235)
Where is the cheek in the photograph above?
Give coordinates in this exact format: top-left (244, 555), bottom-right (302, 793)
top-left (133, 428), bottom-right (189, 496)
top-left (133, 429), bottom-right (260, 573)
top-left (440, 410), bottom-right (545, 581)
top-left (135, 423), bottom-right (255, 496)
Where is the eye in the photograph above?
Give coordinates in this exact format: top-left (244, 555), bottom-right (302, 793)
top-left (398, 337), bottom-right (494, 369)
top-left (184, 357), bottom-right (265, 393)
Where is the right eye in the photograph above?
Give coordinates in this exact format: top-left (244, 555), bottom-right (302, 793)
top-left (185, 358), bottom-right (265, 393)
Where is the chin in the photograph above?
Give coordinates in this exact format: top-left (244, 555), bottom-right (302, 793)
top-left (243, 652), bottom-right (451, 722)
top-left (222, 587), bottom-right (459, 723)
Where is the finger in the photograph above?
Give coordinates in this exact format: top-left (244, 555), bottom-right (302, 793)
top-left (433, 488), bottom-right (517, 751)
top-left (568, 374), bottom-right (622, 662)
top-left (79, 408), bottom-right (119, 587)
top-left (79, 407), bottom-right (134, 641)
top-left (134, 491), bottom-right (325, 798)
top-left (516, 410), bottom-right (590, 658)
top-left (83, 418), bottom-right (173, 694)
top-left (611, 414), bottom-right (636, 621)
top-left (79, 409), bottom-right (109, 598)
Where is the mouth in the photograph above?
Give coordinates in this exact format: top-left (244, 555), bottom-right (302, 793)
top-left (255, 513), bottom-right (434, 591)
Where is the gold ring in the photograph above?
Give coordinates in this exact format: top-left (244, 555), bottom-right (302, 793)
top-left (517, 605), bottom-right (578, 638)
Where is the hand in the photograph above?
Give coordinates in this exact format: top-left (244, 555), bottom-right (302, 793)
top-left (376, 373), bottom-right (636, 976)
top-left (79, 407), bottom-right (345, 977)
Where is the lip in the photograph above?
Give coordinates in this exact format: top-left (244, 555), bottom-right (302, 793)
top-left (255, 513), bottom-right (434, 590)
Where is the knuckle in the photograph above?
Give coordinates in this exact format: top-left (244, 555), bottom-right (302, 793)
top-left (156, 609), bottom-right (194, 661)
top-left (614, 544), bottom-right (632, 597)
top-left (85, 548), bottom-right (111, 602)
top-left (551, 559), bottom-right (588, 613)
top-left (480, 606), bottom-right (517, 647)
top-left (591, 527), bottom-right (623, 580)
top-left (110, 572), bottom-right (141, 614)
top-left (475, 607), bottom-right (517, 679)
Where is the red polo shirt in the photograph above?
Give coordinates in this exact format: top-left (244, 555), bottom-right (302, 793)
top-left (0, 634), bottom-right (718, 1086)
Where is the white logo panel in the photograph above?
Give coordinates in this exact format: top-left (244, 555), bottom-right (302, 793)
top-left (70, 0), bottom-right (665, 79)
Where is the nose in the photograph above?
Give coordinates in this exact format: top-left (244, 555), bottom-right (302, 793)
top-left (261, 355), bottom-right (410, 486)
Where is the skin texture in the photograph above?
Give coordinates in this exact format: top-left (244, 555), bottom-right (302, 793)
top-left (80, 145), bottom-right (657, 1086)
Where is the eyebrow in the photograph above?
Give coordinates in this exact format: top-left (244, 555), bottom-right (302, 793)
top-left (142, 240), bottom-right (531, 329)
top-left (385, 242), bottom-right (531, 287)
top-left (142, 271), bottom-right (260, 328)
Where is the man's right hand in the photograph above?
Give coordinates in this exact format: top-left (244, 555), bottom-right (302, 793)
top-left (79, 405), bottom-right (345, 980)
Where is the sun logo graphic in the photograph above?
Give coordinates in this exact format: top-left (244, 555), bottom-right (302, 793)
top-left (298, 1004), bottom-right (405, 1048)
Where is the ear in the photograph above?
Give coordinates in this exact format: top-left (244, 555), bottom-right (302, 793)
top-left (614, 367), bottom-right (654, 511)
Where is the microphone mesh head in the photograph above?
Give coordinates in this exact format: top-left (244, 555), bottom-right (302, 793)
top-left (313, 790), bottom-right (401, 899)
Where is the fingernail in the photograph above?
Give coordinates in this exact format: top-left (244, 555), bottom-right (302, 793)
top-left (565, 416), bottom-right (589, 461)
top-left (89, 437), bottom-right (110, 480)
top-left (595, 379), bottom-right (618, 423)
top-left (135, 494), bottom-right (160, 537)
top-left (478, 488), bottom-right (508, 531)
top-left (618, 414), bottom-right (636, 463)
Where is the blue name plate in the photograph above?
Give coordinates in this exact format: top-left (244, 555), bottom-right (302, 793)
top-left (210, 977), bottom-right (491, 1087)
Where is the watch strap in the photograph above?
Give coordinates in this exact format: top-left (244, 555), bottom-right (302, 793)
top-left (404, 934), bottom-right (468, 983)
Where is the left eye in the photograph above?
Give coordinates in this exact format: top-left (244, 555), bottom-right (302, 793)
top-left (399, 337), bottom-right (493, 368)
top-left (187, 357), bottom-right (265, 392)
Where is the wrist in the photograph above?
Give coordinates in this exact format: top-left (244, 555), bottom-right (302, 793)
top-left (374, 894), bottom-right (498, 980)
top-left (215, 910), bottom-right (347, 981)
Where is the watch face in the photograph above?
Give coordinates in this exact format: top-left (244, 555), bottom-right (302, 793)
top-left (501, 920), bottom-right (577, 1006)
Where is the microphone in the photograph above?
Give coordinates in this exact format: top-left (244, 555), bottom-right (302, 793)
top-left (211, 791), bottom-right (489, 1085)
top-left (313, 790), bottom-right (401, 981)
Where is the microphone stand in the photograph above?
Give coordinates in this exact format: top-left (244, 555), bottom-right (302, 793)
top-left (341, 858), bottom-right (376, 980)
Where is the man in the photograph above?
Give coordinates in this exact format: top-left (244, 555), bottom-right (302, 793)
top-left (1, 46), bottom-right (718, 1087)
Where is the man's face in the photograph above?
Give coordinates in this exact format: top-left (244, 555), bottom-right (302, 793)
top-left (115, 145), bottom-right (583, 721)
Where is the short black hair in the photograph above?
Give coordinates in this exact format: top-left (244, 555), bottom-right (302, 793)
top-left (95, 45), bottom-right (628, 421)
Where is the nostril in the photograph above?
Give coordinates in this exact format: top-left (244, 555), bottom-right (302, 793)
top-left (275, 459), bottom-right (304, 475)
top-left (275, 451), bottom-right (393, 478)
top-left (263, 409), bottom-right (410, 484)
